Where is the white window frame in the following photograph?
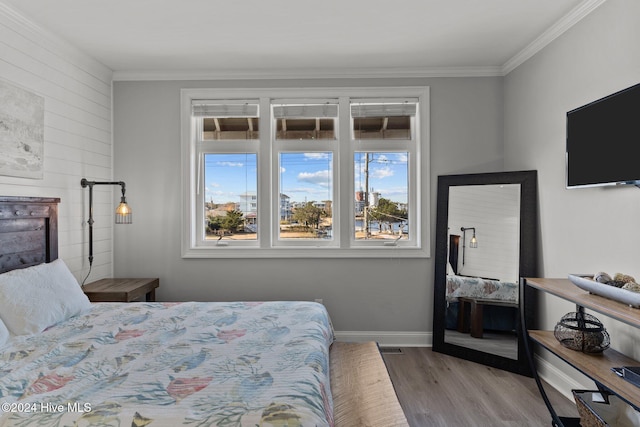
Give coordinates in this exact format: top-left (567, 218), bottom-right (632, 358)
top-left (349, 97), bottom-right (418, 248)
top-left (181, 87), bottom-right (430, 258)
top-left (271, 97), bottom-right (339, 248)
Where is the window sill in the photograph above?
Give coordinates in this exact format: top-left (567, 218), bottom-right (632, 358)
top-left (181, 246), bottom-right (430, 259)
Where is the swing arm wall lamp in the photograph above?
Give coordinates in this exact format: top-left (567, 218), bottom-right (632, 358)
top-left (80, 178), bottom-right (132, 269)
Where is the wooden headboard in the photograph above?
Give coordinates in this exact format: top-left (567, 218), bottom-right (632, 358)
top-left (0, 196), bottom-right (60, 274)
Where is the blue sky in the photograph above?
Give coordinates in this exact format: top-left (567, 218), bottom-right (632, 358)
top-left (204, 152), bottom-right (408, 205)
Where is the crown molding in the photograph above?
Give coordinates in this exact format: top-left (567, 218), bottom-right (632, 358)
top-left (112, 66), bottom-right (504, 82)
top-left (502, 0), bottom-right (607, 75)
top-left (0, 2), bottom-right (46, 36)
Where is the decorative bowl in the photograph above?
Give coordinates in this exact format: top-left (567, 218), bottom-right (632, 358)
top-left (568, 274), bottom-right (640, 308)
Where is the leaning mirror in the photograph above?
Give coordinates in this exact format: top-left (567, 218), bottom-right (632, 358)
top-left (432, 170), bottom-right (537, 376)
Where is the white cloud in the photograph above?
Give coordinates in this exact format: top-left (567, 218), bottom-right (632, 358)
top-left (298, 170), bottom-right (330, 187)
top-left (371, 166), bottom-right (394, 179)
top-left (218, 161), bottom-right (244, 167)
top-left (304, 153), bottom-right (330, 160)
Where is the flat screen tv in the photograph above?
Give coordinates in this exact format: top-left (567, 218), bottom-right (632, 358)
top-left (566, 82), bottom-right (640, 188)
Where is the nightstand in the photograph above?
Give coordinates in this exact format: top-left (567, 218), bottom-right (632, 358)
top-left (83, 278), bottom-right (159, 302)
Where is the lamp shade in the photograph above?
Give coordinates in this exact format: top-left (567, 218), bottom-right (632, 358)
top-left (115, 199), bottom-right (132, 224)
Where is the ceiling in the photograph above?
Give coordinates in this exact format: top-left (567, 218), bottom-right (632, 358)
top-left (1, 0), bottom-right (604, 79)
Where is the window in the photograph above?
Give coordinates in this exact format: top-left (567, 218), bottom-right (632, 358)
top-left (272, 101), bottom-right (338, 246)
top-left (181, 87), bottom-right (429, 258)
top-left (351, 100), bottom-right (416, 244)
top-left (190, 100), bottom-right (260, 247)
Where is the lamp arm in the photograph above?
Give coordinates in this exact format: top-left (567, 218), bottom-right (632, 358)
top-left (460, 227), bottom-right (477, 265)
top-left (81, 179), bottom-right (126, 196)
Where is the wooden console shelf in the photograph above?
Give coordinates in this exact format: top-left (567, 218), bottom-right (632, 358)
top-left (525, 278), bottom-right (640, 327)
top-left (522, 277), bottom-right (640, 425)
top-left (529, 330), bottom-right (640, 408)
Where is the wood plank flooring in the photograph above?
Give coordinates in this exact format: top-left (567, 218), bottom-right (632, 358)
top-left (382, 347), bottom-right (579, 426)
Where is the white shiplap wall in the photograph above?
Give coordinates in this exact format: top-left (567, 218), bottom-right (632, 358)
top-left (448, 184), bottom-right (521, 283)
top-left (0, 3), bottom-right (113, 281)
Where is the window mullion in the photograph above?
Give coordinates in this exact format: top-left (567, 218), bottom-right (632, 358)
top-left (259, 96), bottom-right (272, 249)
top-left (339, 96), bottom-right (352, 249)
top-left (195, 149), bottom-right (205, 244)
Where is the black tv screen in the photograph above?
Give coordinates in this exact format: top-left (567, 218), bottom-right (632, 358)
top-left (566, 82), bottom-right (640, 188)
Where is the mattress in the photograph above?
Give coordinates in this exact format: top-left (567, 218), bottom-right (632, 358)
top-left (0, 301), bottom-right (334, 426)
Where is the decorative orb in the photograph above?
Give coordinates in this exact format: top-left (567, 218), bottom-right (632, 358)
top-left (622, 282), bottom-right (640, 293)
top-left (593, 272), bottom-right (612, 283)
top-left (554, 311), bottom-right (610, 353)
top-left (614, 273), bottom-right (636, 284)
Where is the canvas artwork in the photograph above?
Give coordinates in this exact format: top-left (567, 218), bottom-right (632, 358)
top-left (0, 79), bottom-right (44, 179)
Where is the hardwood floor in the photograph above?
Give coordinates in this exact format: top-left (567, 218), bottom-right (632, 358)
top-left (382, 347), bottom-right (579, 426)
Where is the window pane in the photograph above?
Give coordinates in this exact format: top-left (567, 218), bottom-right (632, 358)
top-left (352, 116), bottom-right (411, 140)
top-left (354, 152), bottom-right (408, 240)
top-left (195, 101), bottom-right (260, 140)
top-left (204, 153), bottom-right (257, 240)
top-left (275, 118), bottom-right (335, 140)
top-left (274, 103), bottom-right (337, 140)
top-left (202, 117), bottom-right (259, 140)
top-left (351, 101), bottom-right (415, 140)
top-left (279, 152), bottom-right (333, 240)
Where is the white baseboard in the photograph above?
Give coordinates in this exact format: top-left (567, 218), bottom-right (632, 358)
top-left (535, 353), bottom-right (592, 401)
top-left (334, 330), bottom-right (431, 347)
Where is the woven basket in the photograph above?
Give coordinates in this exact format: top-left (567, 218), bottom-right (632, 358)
top-left (573, 390), bottom-right (609, 427)
top-left (571, 389), bottom-right (640, 427)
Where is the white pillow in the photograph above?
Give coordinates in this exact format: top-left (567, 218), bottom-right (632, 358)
top-left (0, 259), bottom-right (92, 335)
top-left (447, 261), bottom-right (454, 276)
top-left (0, 318), bottom-right (10, 347)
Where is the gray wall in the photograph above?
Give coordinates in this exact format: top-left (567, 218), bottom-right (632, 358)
top-left (113, 77), bottom-right (504, 340)
top-left (505, 0), bottom-right (640, 392)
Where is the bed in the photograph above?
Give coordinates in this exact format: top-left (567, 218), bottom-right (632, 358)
top-left (445, 274), bottom-right (519, 332)
top-left (0, 196), bottom-right (408, 427)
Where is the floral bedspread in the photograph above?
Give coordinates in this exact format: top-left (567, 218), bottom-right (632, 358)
top-left (0, 301), bottom-right (334, 426)
top-left (446, 274), bottom-right (518, 303)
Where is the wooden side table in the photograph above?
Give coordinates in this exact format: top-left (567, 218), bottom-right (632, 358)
top-left (83, 278), bottom-right (159, 302)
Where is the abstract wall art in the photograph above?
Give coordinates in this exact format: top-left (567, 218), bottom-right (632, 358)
top-left (0, 79), bottom-right (44, 179)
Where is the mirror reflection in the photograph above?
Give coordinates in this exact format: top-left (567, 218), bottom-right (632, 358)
top-left (444, 184), bottom-right (521, 359)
